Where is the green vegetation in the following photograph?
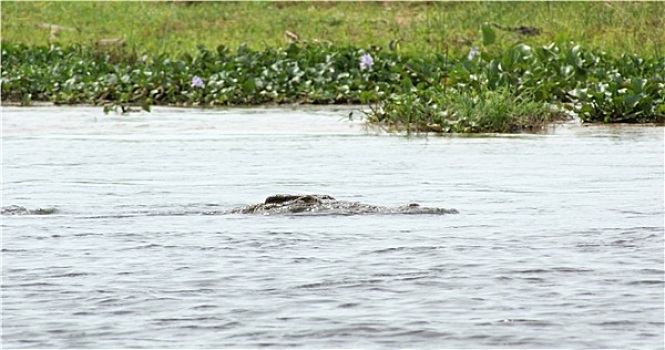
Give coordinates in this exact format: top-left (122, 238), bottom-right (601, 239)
top-left (3, 2), bottom-right (663, 57)
top-left (368, 38), bottom-right (665, 129)
top-left (2, 2), bottom-right (664, 132)
top-left (367, 87), bottom-right (566, 134)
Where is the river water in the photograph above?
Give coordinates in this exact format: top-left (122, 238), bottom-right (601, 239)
top-left (2, 106), bottom-right (663, 348)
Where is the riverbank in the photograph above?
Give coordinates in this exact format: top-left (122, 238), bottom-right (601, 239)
top-left (2, 2), bottom-right (663, 133)
top-left (3, 2), bottom-right (663, 57)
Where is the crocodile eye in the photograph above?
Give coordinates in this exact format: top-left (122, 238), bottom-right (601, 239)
top-left (299, 195), bottom-right (318, 204)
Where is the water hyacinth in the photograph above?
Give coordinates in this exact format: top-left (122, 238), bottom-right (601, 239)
top-left (468, 47), bottom-right (480, 60)
top-left (359, 53), bottom-right (374, 70)
top-left (1, 41), bottom-right (661, 124)
top-left (191, 76), bottom-right (204, 88)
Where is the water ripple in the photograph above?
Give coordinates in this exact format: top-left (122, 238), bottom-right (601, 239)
top-left (2, 107), bottom-right (663, 349)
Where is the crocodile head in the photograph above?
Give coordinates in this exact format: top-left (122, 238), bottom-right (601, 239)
top-left (229, 195), bottom-right (457, 216)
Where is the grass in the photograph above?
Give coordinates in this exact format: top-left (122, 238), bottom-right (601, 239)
top-left (2, 1), bottom-right (664, 58)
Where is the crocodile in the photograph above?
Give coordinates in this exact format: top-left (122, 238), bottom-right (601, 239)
top-left (226, 194), bottom-right (458, 216)
top-left (1, 196), bottom-right (458, 217)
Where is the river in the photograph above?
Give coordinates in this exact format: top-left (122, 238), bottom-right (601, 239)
top-left (2, 106), bottom-right (663, 348)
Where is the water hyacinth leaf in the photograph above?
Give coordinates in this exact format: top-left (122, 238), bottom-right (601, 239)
top-left (181, 53), bottom-right (193, 64)
top-left (255, 78), bottom-right (265, 91)
top-left (481, 22), bottom-right (496, 46)
top-left (216, 45), bottom-right (229, 57)
top-left (657, 104), bottom-right (665, 114)
top-left (561, 65), bottom-right (575, 80)
top-left (21, 93), bottom-right (32, 105)
top-left (576, 103), bottom-right (594, 114)
top-left (502, 47), bottom-right (522, 70)
top-left (568, 88), bottom-right (588, 100)
top-left (487, 60), bottom-right (501, 89)
top-left (284, 43), bottom-right (299, 57)
top-left (514, 43), bottom-right (532, 57)
top-left (175, 60), bottom-right (187, 73)
top-left (566, 45), bottom-right (583, 69)
top-left (243, 78), bottom-right (255, 93)
top-left (591, 89), bottom-right (606, 100)
top-left (359, 90), bottom-right (378, 103)
top-left (401, 75), bottom-right (414, 90)
top-left (337, 72), bottom-right (350, 80)
top-left (105, 74), bottom-right (118, 85)
top-left (336, 84), bottom-right (350, 93)
top-left (630, 78), bottom-right (647, 93)
top-left (535, 46), bottom-right (557, 62)
top-left (622, 94), bottom-right (641, 109)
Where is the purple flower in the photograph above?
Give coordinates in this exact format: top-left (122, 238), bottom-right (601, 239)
top-left (467, 47), bottom-right (480, 60)
top-left (191, 76), bottom-right (204, 88)
top-left (359, 53), bottom-right (374, 70)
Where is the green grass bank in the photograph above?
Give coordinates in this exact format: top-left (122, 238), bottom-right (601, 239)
top-left (2, 2), bottom-right (664, 132)
top-left (3, 2), bottom-right (664, 58)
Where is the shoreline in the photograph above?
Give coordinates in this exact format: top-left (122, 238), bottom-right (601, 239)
top-left (4, 103), bottom-right (663, 131)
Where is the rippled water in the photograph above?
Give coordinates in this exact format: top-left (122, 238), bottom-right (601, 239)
top-left (2, 106), bottom-right (663, 348)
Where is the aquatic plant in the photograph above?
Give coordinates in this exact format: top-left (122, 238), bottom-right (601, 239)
top-left (1, 37), bottom-right (662, 131)
top-left (367, 86), bottom-right (568, 134)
